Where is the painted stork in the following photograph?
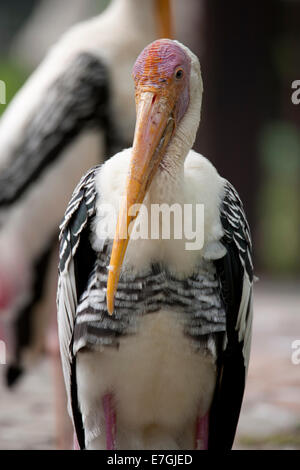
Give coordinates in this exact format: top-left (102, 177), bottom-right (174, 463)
top-left (0, 0), bottom-right (173, 387)
top-left (58, 39), bottom-right (253, 450)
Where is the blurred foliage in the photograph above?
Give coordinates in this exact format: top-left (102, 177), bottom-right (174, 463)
top-left (258, 122), bottom-right (300, 276)
top-left (96, 0), bottom-right (111, 9)
top-left (0, 61), bottom-right (29, 117)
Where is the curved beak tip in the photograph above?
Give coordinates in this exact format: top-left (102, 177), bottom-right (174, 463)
top-left (107, 305), bottom-right (114, 316)
top-left (106, 293), bottom-right (115, 316)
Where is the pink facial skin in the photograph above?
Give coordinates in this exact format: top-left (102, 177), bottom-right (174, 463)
top-left (133, 39), bottom-right (191, 124)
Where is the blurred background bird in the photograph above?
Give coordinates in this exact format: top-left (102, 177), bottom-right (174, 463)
top-left (0, 0), bottom-right (173, 448)
top-left (57, 38), bottom-right (253, 450)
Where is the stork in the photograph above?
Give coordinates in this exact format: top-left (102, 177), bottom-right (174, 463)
top-left (58, 39), bottom-right (253, 450)
top-left (0, 0), bottom-right (172, 388)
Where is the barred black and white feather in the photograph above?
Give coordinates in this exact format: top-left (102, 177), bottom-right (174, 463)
top-left (72, 256), bottom-right (226, 357)
top-left (59, 165), bottom-right (100, 274)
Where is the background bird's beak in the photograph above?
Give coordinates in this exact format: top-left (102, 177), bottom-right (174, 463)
top-left (155, 0), bottom-right (173, 38)
top-left (106, 91), bottom-right (175, 314)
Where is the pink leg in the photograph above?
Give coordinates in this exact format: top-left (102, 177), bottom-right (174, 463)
top-left (102, 393), bottom-right (116, 450)
top-left (0, 274), bottom-right (14, 311)
top-left (195, 412), bottom-right (209, 450)
top-left (73, 433), bottom-right (80, 450)
top-left (0, 319), bottom-right (6, 342)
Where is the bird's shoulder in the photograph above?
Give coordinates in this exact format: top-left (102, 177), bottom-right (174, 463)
top-left (184, 149), bottom-right (218, 173)
top-left (184, 150), bottom-right (225, 203)
top-left (184, 151), bottom-right (250, 229)
top-left (94, 147), bottom-right (132, 203)
top-left (184, 151), bottom-right (252, 266)
top-left (184, 151), bottom-right (225, 252)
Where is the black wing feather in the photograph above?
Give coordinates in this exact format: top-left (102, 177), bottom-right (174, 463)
top-left (208, 180), bottom-right (254, 450)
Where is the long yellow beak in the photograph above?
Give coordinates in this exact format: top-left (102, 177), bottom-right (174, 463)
top-left (155, 0), bottom-right (173, 38)
top-left (106, 91), bottom-right (175, 314)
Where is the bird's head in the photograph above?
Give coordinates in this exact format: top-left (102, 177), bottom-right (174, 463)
top-left (107, 39), bottom-right (202, 314)
top-left (133, 38), bottom-right (191, 134)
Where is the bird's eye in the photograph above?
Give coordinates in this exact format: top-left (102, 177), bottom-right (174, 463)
top-left (175, 68), bottom-right (184, 80)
